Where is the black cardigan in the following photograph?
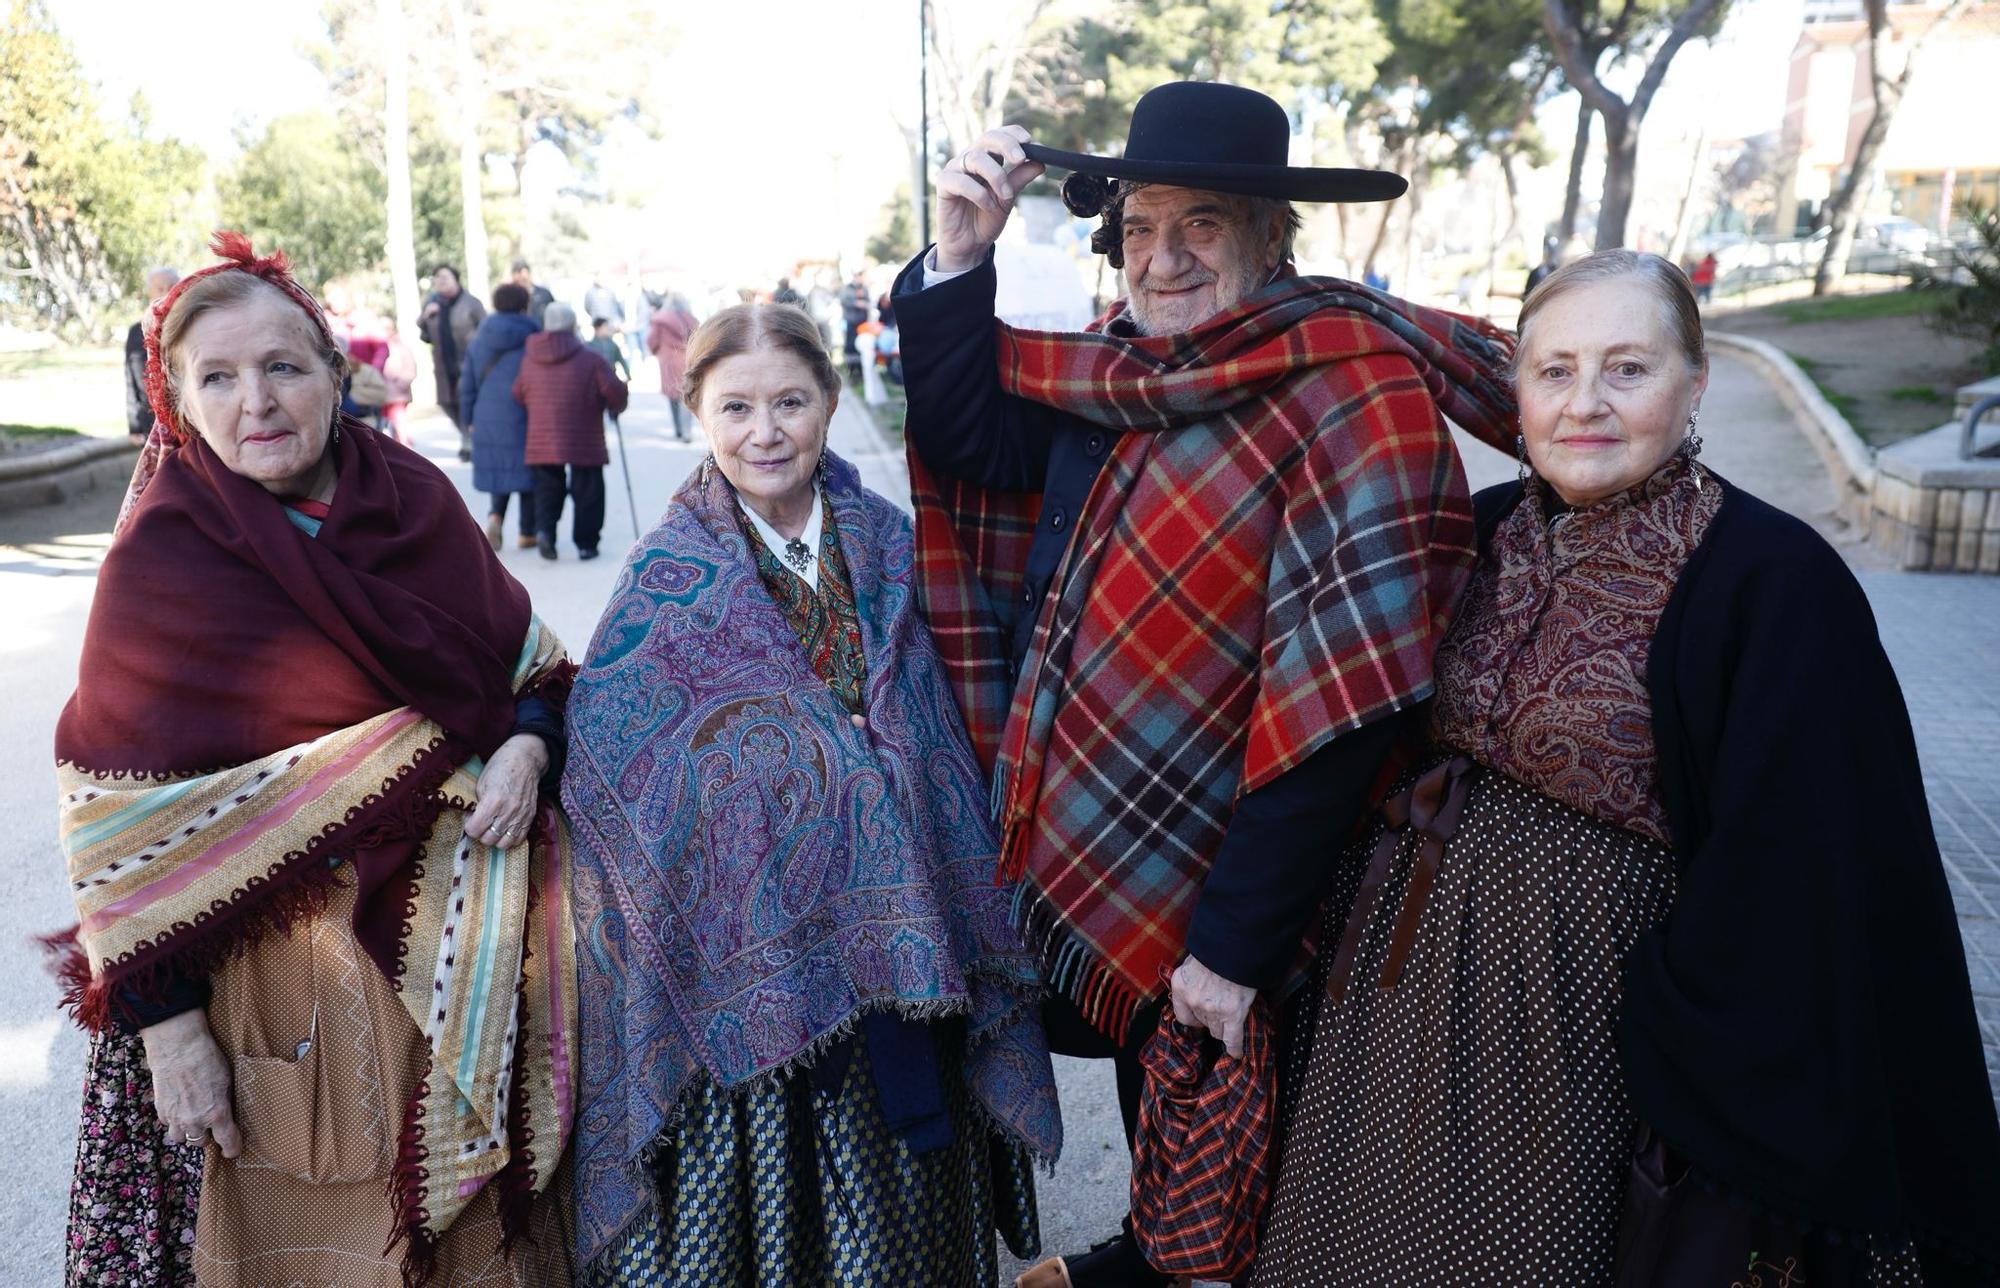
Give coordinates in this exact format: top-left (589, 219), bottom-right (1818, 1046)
top-left (1475, 476), bottom-right (2000, 1279)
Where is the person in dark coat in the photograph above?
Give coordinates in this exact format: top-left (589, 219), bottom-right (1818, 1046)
top-left (462, 282), bottom-right (541, 551)
top-left (418, 265), bottom-right (486, 460)
top-left (509, 259), bottom-right (556, 324)
top-left (513, 301), bottom-right (628, 561)
top-left (1256, 250), bottom-right (2000, 1287)
top-left (123, 266), bottom-right (179, 440)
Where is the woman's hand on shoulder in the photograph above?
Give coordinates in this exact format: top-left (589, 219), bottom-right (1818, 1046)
top-left (464, 733), bottom-right (549, 849)
top-left (141, 1008), bottom-right (242, 1158)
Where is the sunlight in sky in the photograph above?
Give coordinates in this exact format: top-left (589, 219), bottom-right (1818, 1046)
top-left (49, 0), bottom-right (1807, 281)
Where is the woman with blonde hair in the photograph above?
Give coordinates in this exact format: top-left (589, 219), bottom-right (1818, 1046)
top-left (563, 302), bottom-right (1060, 1285)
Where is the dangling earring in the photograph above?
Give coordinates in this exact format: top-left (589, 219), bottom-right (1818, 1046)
top-left (700, 454), bottom-right (714, 487)
top-left (1515, 433), bottom-right (1532, 483)
top-left (330, 414), bottom-right (342, 447)
top-left (1683, 408), bottom-right (1704, 489)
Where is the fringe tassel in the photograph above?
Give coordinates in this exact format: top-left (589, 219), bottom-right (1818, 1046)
top-left (385, 1063), bottom-right (441, 1288)
top-left (47, 735), bottom-right (469, 1034)
top-left (492, 977), bottom-right (540, 1258)
top-left (1010, 884), bottom-right (1150, 1044)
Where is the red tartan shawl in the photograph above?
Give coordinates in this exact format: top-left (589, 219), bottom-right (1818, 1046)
top-left (909, 276), bottom-right (1516, 1037)
top-left (52, 419), bottom-right (536, 1019)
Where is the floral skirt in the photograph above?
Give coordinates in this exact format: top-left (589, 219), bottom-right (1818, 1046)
top-left (65, 1029), bottom-right (202, 1287)
top-left (584, 1019), bottom-right (1040, 1287)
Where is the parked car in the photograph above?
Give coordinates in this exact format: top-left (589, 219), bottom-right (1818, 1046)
top-left (1860, 216), bottom-right (1933, 257)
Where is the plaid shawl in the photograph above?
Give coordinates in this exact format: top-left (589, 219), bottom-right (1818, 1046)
top-left (561, 452), bottom-right (1060, 1270)
top-left (909, 275), bottom-right (1516, 1038)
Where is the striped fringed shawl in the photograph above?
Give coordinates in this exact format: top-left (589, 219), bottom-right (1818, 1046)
top-left (54, 619), bottom-right (578, 1281)
top-left (51, 423), bottom-right (579, 1283)
top-left (910, 276), bottom-right (1517, 1039)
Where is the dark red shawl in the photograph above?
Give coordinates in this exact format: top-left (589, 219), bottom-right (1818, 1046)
top-left (52, 418), bottom-right (536, 1020)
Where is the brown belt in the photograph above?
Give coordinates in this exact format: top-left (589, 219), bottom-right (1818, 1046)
top-left (1325, 754), bottom-right (1477, 1003)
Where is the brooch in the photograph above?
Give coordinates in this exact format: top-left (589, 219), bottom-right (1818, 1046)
top-left (783, 537), bottom-right (813, 573)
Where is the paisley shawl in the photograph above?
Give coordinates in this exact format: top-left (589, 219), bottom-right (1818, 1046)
top-left (561, 451), bottom-right (1062, 1269)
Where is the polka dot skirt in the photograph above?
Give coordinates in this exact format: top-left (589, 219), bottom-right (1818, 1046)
top-left (1254, 764), bottom-right (1678, 1287)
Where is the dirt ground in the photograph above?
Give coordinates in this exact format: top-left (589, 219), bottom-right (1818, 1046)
top-left (1717, 297), bottom-right (1986, 446)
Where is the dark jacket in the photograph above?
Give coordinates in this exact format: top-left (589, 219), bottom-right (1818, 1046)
top-left (124, 319), bottom-right (151, 436)
top-left (894, 246), bottom-right (1394, 994)
top-left (526, 283), bottom-right (555, 325)
top-left (513, 331), bottom-right (627, 467)
top-left (1476, 476), bottom-right (2000, 1280)
top-left (461, 311), bottom-right (541, 494)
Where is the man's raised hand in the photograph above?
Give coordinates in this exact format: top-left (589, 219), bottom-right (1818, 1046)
top-left (935, 126), bottom-right (1045, 274)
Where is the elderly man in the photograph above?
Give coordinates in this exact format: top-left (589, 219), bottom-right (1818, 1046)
top-left (509, 258), bottom-right (556, 324)
top-left (896, 82), bottom-right (1516, 1287)
top-left (419, 264), bottom-right (486, 460)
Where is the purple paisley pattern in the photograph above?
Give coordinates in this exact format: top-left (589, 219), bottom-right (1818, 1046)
top-left (65, 1029), bottom-right (202, 1287)
top-left (1431, 461), bottom-right (1720, 842)
top-left (561, 452), bottom-right (1061, 1270)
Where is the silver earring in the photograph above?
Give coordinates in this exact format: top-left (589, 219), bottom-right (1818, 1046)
top-left (700, 454), bottom-right (714, 486)
top-left (1684, 409), bottom-right (1705, 489)
top-left (1515, 433), bottom-right (1531, 483)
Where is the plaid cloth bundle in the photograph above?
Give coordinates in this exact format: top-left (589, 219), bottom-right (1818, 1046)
top-left (909, 275), bottom-right (1516, 1039)
top-left (1129, 1000), bottom-right (1277, 1279)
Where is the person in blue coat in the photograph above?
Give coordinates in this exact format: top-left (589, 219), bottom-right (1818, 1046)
top-left (461, 282), bottom-right (541, 550)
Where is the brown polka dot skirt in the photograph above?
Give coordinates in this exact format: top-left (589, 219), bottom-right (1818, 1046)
top-left (1254, 764), bottom-right (1678, 1287)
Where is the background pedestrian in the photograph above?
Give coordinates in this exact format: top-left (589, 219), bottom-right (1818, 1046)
top-left (513, 301), bottom-right (628, 560)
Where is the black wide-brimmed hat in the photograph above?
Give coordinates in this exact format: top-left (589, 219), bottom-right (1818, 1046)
top-left (1023, 81), bottom-right (1407, 206)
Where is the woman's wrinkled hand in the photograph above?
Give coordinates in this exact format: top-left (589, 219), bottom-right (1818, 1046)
top-left (1170, 954), bottom-right (1258, 1059)
top-left (463, 733), bottom-right (548, 849)
top-left (141, 1008), bottom-right (242, 1158)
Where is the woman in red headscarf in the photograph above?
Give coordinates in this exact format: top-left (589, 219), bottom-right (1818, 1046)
top-left (53, 234), bottom-right (578, 1287)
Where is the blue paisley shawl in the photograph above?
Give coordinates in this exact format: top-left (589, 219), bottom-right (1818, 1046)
top-left (561, 450), bottom-right (1063, 1267)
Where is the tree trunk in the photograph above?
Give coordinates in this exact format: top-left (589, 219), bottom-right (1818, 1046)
top-left (444, 0), bottom-right (490, 301)
top-left (1814, 140), bottom-right (1886, 295)
top-left (1814, 0), bottom-right (1970, 294)
top-left (1666, 120), bottom-right (1710, 263)
top-left (1557, 97), bottom-right (1593, 248)
top-left (1595, 109), bottom-right (1639, 249)
top-left (379, 0), bottom-right (421, 348)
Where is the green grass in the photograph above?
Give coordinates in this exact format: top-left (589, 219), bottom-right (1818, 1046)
top-left (1786, 351), bottom-right (1866, 426)
top-left (0, 344), bottom-right (128, 437)
top-left (848, 375), bottom-right (906, 447)
top-left (0, 423), bottom-right (85, 439)
top-left (1887, 384), bottom-right (1948, 404)
top-left (1772, 290), bottom-right (1937, 325)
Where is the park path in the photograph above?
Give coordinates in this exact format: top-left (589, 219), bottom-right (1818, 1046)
top-left (0, 350), bottom-right (1994, 1285)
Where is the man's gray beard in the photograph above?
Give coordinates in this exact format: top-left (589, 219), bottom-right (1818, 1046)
top-left (1124, 256), bottom-right (1266, 336)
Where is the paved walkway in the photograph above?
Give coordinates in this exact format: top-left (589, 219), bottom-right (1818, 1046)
top-left (0, 350), bottom-right (1994, 1283)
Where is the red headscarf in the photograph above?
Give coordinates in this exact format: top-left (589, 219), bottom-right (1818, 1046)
top-left (142, 230), bottom-right (339, 442)
top-left (67, 232), bottom-right (533, 773)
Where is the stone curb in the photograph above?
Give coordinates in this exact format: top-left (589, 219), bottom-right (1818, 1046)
top-left (0, 437), bottom-right (139, 512)
top-left (1707, 331), bottom-right (1876, 508)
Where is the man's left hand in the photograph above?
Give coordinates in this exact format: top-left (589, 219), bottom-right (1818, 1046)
top-left (1170, 955), bottom-right (1257, 1058)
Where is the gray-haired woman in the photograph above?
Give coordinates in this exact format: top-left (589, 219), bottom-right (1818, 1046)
top-left (1254, 250), bottom-right (2000, 1287)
